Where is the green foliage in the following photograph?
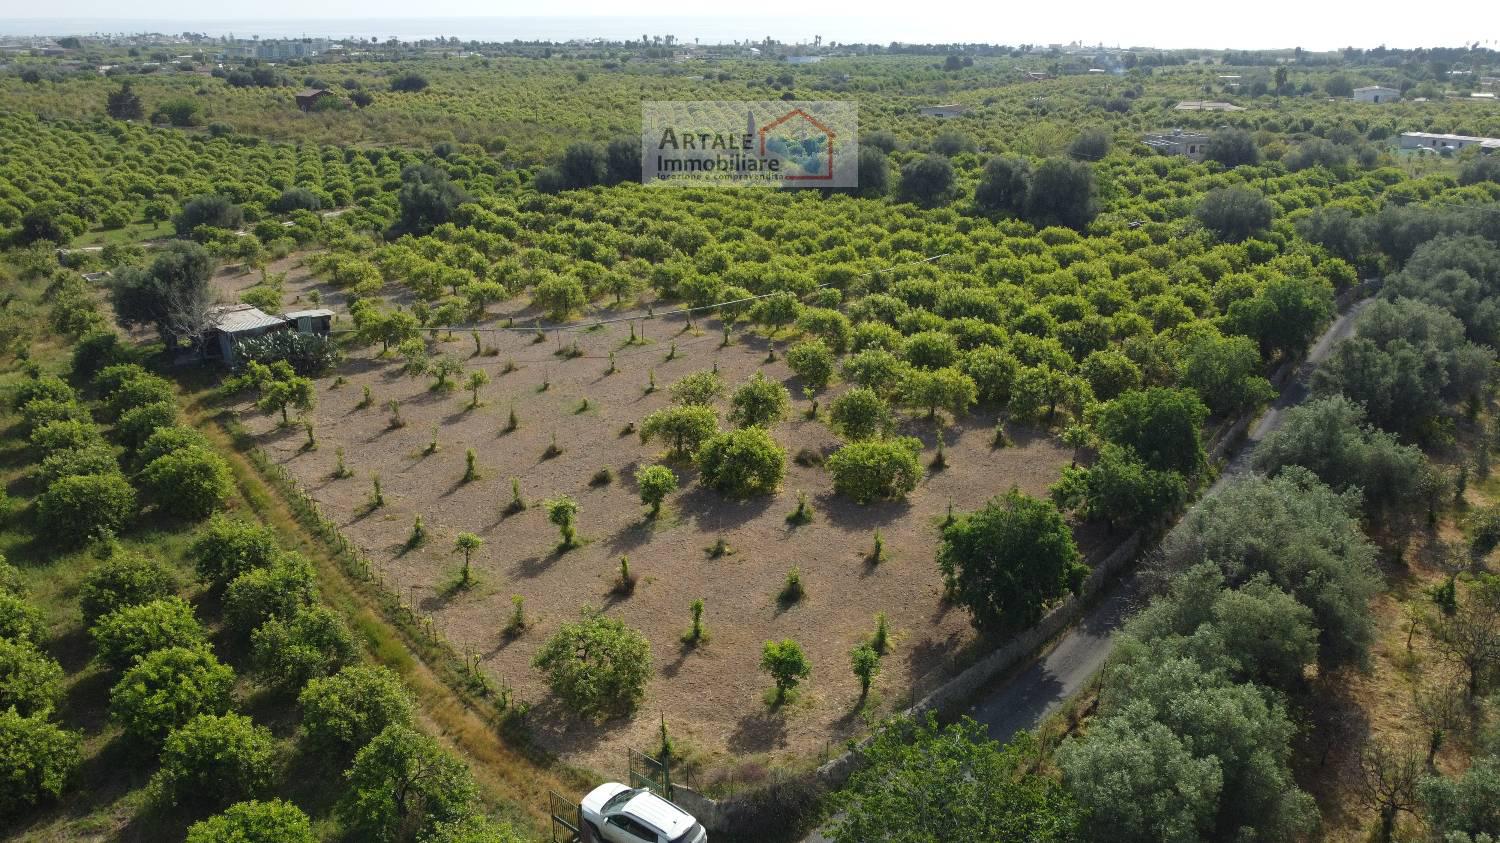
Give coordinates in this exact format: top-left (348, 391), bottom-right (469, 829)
top-left (0, 638), bottom-right (64, 717)
top-left (787, 339), bottom-right (836, 390)
top-left (223, 554), bottom-right (317, 638)
top-left (1024, 158), bottom-right (1098, 230)
top-left (36, 442), bottom-right (119, 487)
top-left (186, 799), bottom-right (317, 843)
top-left (1252, 394), bottom-right (1431, 519)
top-left (109, 646), bottom-right (235, 744)
top-left (1419, 756), bottom-right (1500, 841)
top-left (760, 638), bottom-right (811, 704)
top-left (36, 472), bottom-right (135, 545)
top-left (338, 725), bottom-right (478, 843)
top-left (974, 156), bottom-right (1031, 215)
top-left (827, 437), bottom-right (923, 503)
top-left (91, 596), bottom-right (207, 672)
top-left (116, 400), bottom-right (179, 452)
top-left (1227, 273), bottom-right (1334, 360)
top-left (190, 515), bottom-right (282, 587)
top-left (696, 426), bottom-right (787, 498)
top-left (79, 551), bottom-right (176, 624)
top-left (106, 371), bottom-right (176, 421)
top-left (532, 609), bottom-right (651, 720)
top-left (1194, 186), bottom-right (1274, 242)
top-left (938, 489), bottom-right (1085, 635)
top-left (0, 709), bottom-right (80, 815)
top-left (138, 445), bottom-right (233, 520)
top-left (531, 273), bottom-right (586, 321)
top-left (669, 370), bottom-right (726, 406)
top-left (828, 387), bottom-right (893, 441)
top-left (0, 591), bottom-right (44, 643)
top-left (298, 665), bottom-right (415, 758)
top-left (151, 713), bottom-right (276, 808)
top-left (1091, 388), bottom-right (1208, 477)
top-left (251, 606), bottom-right (357, 691)
top-left (728, 372), bottom-right (792, 428)
top-left (635, 464), bottom-right (679, 517)
top-left (830, 714), bottom-right (1078, 843)
top-left (248, 360), bottom-right (316, 424)
top-left (1051, 443), bottom-right (1187, 530)
top-left (899, 367), bottom-right (978, 420)
top-left (236, 331), bottom-right (341, 377)
top-left (1177, 330), bottom-right (1274, 416)
top-left (174, 194), bottom-right (244, 238)
top-left (898, 155), bottom-right (955, 206)
top-left (395, 164), bottom-right (468, 236)
top-left (1160, 467), bottom-right (1380, 668)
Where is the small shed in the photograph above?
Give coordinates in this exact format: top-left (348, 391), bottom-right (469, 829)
top-left (918, 104), bottom-right (969, 118)
top-left (206, 304), bottom-right (288, 366)
top-left (1143, 128), bottom-right (1212, 161)
top-left (294, 88), bottom-right (334, 111)
top-left (1354, 86), bottom-right (1400, 103)
top-left (283, 308), bottom-right (334, 335)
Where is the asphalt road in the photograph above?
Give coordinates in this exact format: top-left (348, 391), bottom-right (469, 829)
top-left (803, 295), bottom-right (1372, 843)
top-left (968, 295), bottom-right (1373, 744)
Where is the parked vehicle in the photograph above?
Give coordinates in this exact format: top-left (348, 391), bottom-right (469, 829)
top-left (580, 783), bottom-right (707, 843)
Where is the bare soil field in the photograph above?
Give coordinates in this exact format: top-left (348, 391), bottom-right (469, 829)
top-left (221, 259), bottom-right (1105, 781)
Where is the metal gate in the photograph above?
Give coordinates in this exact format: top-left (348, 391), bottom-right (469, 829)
top-left (548, 790), bottom-right (582, 843)
top-left (627, 747), bottom-right (671, 795)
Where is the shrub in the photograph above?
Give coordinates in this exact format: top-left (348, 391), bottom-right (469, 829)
top-left (787, 339), bottom-right (836, 390)
top-left (0, 709), bottom-right (80, 814)
top-left (636, 464), bottom-right (679, 518)
top-left (939, 489), bottom-right (1086, 635)
top-left (532, 609), bottom-right (651, 719)
top-left (151, 713), bottom-right (276, 808)
top-left (110, 646), bottom-right (234, 744)
top-left (669, 370), bottom-right (726, 406)
top-left (190, 515), bottom-right (281, 586)
top-left (0, 591), bottom-right (44, 643)
top-left (1195, 186), bottom-right (1274, 242)
top-left (760, 639), bottom-right (811, 704)
top-left (135, 425), bottom-right (210, 470)
top-left (37, 442), bottom-right (119, 486)
top-left (299, 665), bottom-right (415, 758)
top-left (960, 346), bottom-right (1021, 405)
top-left (251, 606), bottom-right (357, 691)
top-left (0, 638), bottom-right (64, 717)
top-left (174, 194), bottom-right (243, 238)
top-left (36, 472), bottom-right (135, 545)
top-left (1091, 388), bottom-right (1208, 477)
top-left (12, 374), bottom-right (74, 410)
top-left (728, 373), bottom-right (792, 429)
top-left (842, 349), bottom-right (911, 396)
top-left (532, 274), bottom-right (586, 320)
top-left (827, 437), bottom-right (924, 503)
top-left (79, 552), bottom-right (176, 623)
top-left (103, 371), bottom-right (174, 421)
top-left (92, 597), bottom-right (209, 673)
top-left (224, 555), bottom-right (316, 637)
top-left (899, 367), bottom-right (978, 420)
top-left (19, 397), bottom-right (88, 434)
top-left (138, 445), bottom-right (232, 520)
top-left (29, 418), bottom-right (103, 457)
top-left (186, 799), bottom-right (316, 843)
top-left (236, 331), bottom-right (340, 377)
top-left (639, 405), bottom-right (718, 456)
top-left (696, 427), bottom-right (787, 498)
top-left (829, 387), bottom-right (893, 441)
top-left (73, 331), bottom-right (134, 383)
top-left (116, 401), bottom-right (179, 452)
top-left (902, 331), bottom-right (960, 370)
top-left (338, 725), bottom-right (478, 842)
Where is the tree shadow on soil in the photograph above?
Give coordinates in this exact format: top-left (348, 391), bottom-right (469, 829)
top-left (674, 485), bottom-right (774, 532)
top-left (727, 709), bottom-right (790, 754)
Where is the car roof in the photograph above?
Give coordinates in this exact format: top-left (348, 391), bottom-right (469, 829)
top-left (623, 790), bottom-right (693, 837)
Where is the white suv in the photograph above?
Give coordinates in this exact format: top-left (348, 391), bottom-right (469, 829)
top-left (580, 783), bottom-right (708, 843)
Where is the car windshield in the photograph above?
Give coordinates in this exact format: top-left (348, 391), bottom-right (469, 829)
top-left (602, 787), bottom-right (640, 814)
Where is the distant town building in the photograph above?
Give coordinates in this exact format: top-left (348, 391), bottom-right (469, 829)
top-left (1353, 86), bottom-right (1401, 103)
top-left (784, 55), bottom-right (822, 65)
top-left (918, 104), bottom-right (969, 118)
top-left (1399, 131), bottom-right (1500, 154)
top-left (1142, 128), bottom-right (1212, 161)
top-left (1173, 100), bottom-right (1246, 112)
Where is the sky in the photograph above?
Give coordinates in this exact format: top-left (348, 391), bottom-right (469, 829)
top-left (3, 0), bottom-right (1497, 50)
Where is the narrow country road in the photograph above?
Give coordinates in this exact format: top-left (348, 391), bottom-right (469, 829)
top-left (967, 294), bottom-right (1373, 743)
top-left (803, 294), bottom-right (1373, 843)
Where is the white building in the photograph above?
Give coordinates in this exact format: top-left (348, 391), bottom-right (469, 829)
top-left (1399, 132), bottom-right (1500, 154)
top-left (1354, 85), bottom-right (1401, 103)
top-left (1142, 128), bottom-right (1212, 161)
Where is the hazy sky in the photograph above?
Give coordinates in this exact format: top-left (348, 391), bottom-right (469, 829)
top-left (6, 0), bottom-right (1497, 50)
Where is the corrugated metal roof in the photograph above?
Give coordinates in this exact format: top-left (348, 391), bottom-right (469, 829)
top-left (283, 309), bottom-right (334, 320)
top-left (212, 304), bottom-right (285, 333)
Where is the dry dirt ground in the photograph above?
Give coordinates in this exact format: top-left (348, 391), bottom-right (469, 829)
top-left (220, 258), bottom-right (1107, 782)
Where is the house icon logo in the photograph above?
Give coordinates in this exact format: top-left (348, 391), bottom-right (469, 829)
top-left (759, 107), bottom-right (837, 182)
